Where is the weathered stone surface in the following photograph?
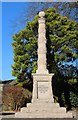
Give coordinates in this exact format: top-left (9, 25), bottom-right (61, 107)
top-left (27, 102), bottom-right (60, 108)
top-left (15, 11), bottom-right (73, 118)
top-left (36, 11), bottom-right (48, 74)
top-left (15, 99), bottom-right (73, 118)
top-left (15, 111), bottom-right (73, 118)
top-left (32, 74), bottom-right (54, 103)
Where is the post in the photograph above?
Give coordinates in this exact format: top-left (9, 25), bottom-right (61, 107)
top-left (36, 11), bottom-right (48, 74)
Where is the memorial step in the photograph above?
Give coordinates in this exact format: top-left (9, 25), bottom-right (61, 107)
top-left (27, 102), bottom-right (59, 108)
top-left (15, 111), bottom-right (73, 118)
top-left (21, 107), bottom-right (66, 113)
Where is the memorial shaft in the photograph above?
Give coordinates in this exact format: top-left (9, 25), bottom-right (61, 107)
top-left (36, 12), bottom-right (48, 74)
top-left (15, 11), bottom-right (73, 118)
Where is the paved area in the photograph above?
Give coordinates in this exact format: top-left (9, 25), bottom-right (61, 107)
top-left (1, 114), bottom-right (15, 118)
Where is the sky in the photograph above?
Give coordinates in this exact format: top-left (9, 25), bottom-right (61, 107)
top-left (0, 2), bottom-right (2, 80)
top-left (2, 2), bottom-right (30, 80)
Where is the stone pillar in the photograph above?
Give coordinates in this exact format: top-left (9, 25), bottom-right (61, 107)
top-left (15, 11), bottom-right (73, 118)
top-left (36, 11), bottom-right (48, 74)
top-left (32, 11), bottom-right (54, 103)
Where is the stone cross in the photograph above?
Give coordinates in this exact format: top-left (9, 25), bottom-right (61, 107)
top-left (36, 11), bottom-right (48, 74)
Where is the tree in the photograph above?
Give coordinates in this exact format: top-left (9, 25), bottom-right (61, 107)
top-left (12, 7), bottom-right (78, 108)
top-left (12, 7), bottom-right (78, 82)
top-left (2, 85), bottom-right (31, 111)
top-left (50, 2), bottom-right (78, 22)
top-left (13, 2), bottom-right (78, 33)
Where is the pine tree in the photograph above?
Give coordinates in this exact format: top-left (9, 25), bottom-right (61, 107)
top-left (12, 8), bottom-right (78, 83)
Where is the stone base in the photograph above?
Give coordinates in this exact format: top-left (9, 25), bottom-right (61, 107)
top-left (32, 74), bottom-right (54, 103)
top-left (15, 101), bottom-right (73, 118)
top-left (15, 73), bottom-right (73, 118)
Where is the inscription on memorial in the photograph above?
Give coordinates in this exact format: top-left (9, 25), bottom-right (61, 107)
top-left (38, 82), bottom-right (49, 99)
top-left (38, 84), bottom-right (48, 93)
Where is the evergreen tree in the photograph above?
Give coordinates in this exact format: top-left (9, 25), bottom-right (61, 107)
top-left (12, 8), bottom-right (78, 83)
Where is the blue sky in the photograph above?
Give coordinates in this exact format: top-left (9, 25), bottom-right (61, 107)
top-left (0, 2), bottom-right (2, 81)
top-left (1, 2), bottom-right (78, 81)
top-left (2, 2), bottom-right (29, 80)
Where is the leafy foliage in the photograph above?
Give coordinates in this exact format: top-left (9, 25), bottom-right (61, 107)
top-left (70, 92), bottom-right (78, 107)
top-left (12, 8), bottom-right (78, 108)
top-left (12, 8), bottom-right (78, 80)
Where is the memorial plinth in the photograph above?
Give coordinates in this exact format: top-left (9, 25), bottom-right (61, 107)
top-left (15, 11), bottom-right (73, 118)
top-left (32, 74), bottom-right (54, 103)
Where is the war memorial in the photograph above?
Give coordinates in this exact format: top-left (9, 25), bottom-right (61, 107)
top-left (15, 11), bottom-right (73, 118)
